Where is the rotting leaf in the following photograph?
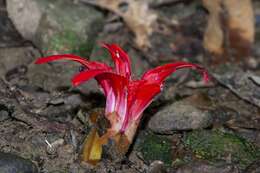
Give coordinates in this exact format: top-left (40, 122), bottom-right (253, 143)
top-left (79, 0), bottom-right (157, 49)
top-left (203, 0), bottom-right (254, 62)
top-left (223, 0), bottom-right (254, 58)
top-left (81, 127), bottom-right (102, 165)
top-left (202, 0), bottom-right (224, 56)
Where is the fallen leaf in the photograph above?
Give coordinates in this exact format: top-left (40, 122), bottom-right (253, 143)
top-left (203, 0), bottom-right (254, 61)
top-left (223, 0), bottom-right (254, 58)
top-left (80, 0), bottom-right (158, 49)
top-left (81, 127), bottom-right (102, 165)
top-left (123, 1), bottom-right (157, 49)
top-left (202, 0), bottom-right (224, 56)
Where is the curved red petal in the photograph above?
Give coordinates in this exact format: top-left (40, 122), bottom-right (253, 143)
top-left (102, 43), bottom-right (131, 79)
top-left (71, 69), bottom-right (111, 86)
top-left (121, 83), bottom-right (161, 131)
top-left (35, 54), bottom-right (110, 70)
top-left (97, 72), bottom-right (128, 118)
top-left (35, 54), bottom-right (89, 65)
top-left (129, 83), bottom-right (161, 119)
top-left (97, 73), bottom-right (127, 99)
top-left (72, 69), bottom-right (127, 96)
top-left (142, 62), bottom-right (209, 84)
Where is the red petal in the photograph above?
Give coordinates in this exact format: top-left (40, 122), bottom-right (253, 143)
top-left (142, 62), bottom-right (209, 84)
top-left (71, 69), bottom-right (111, 86)
top-left (121, 83), bottom-right (161, 131)
top-left (35, 54), bottom-right (110, 70)
top-left (97, 73), bottom-right (128, 118)
top-left (72, 70), bottom-right (127, 97)
top-left (98, 73), bottom-right (127, 98)
top-left (129, 83), bottom-right (161, 119)
top-left (102, 43), bottom-right (131, 79)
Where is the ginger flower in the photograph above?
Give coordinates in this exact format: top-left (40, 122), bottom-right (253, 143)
top-left (35, 43), bottom-right (209, 155)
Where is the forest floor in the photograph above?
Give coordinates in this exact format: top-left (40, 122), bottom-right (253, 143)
top-left (0, 0), bottom-right (260, 173)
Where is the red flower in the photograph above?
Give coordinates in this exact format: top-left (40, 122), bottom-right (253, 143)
top-left (35, 43), bottom-right (209, 135)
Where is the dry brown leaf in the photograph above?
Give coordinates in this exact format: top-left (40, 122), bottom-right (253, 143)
top-left (202, 0), bottom-right (224, 55)
top-left (81, 127), bottom-right (102, 165)
top-left (98, 112), bottom-right (139, 155)
top-left (123, 1), bottom-right (157, 49)
top-left (80, 0), bottom-right (158, 49)
top-left (80, 111), bottom-right (139, 164)
top-left (223, 0), bottom-right (254, 58)
top-left (203, 0), bottom-right (254, 60)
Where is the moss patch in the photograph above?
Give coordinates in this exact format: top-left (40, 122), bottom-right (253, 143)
top-left (137, 132), bottom-right (172, 165)
top-left (45, 30), bottom-right (92, 57)
top-left (183, 130), bottom-right (260, 169)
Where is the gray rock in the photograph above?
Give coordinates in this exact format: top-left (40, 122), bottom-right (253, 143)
top-left (13, 0), bottom-right (105, 92)
top-left (38, 93), bottom-right (82, 122)
top-left (10, 85), bottom-right (83, 122)
top-left (0, 9), bottom-right (24, 47)
top-left (176, 161), bottom-right (240, 173)
top-left (15, 85), bottom-right (51, 109)
top-left (69, 163), bottom-right (92, 173)
top-left (7, 0), bottom-right (104, 56)
top-left (35, 0), bottom-right (104, 56)
top-left (148, 160), bottom-right (166, 173)
top-left (26, 53), bottom-right (101, 93)
top-left (7, 0), bottom-right (42, 40)
top-left (0, 152), bottom-right (38, 173)
top-left (0, 109), bottom-right (10, 122)
top-left (0, 46), bottom-right (40, 78)
top-left (148, 101), bottom-right (212, 134)
top-left (26, 60), bottom-right (80, 92)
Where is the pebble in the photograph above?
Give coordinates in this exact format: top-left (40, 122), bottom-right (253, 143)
top-left (0, 152), bottom-right (38, 173)
top-left (148, 101), bottom-right (212, 134)
top-left (176, 161), bottom-right (240, 173)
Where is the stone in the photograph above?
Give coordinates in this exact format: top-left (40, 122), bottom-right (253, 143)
top-left (26, 50), bottom-right (101, 93)
top-left (0, 46), bottom-right (40, 86)
top-left (148, 101), bottom-right (212, 134)
top-left (7, 0), bottom-right (42, 40)
top-left (176, 161), bottom-right (240, 173)
top-left (0, 109), bottom-right (10, 122)
top-left (148, 160), bottom-right (166, 173)
top-left (37, 93), bottom-right (82, 122)
top-left (0, 46), bottom-right (40, 77)
top-left (11, 85), bottom-right (83, 122)
top-left (7, 0), bottom-right (105, 92)
top-left (27, 59), bottom-right (79, 92)
top-left (14, 0), bottom-right (105, 92)
top-left (15, 85), bottom-right (51, 109)
top-left (7, 0), bottom-right (104, 55)
top-left (0, 152), bottom-right (38, 173)
top-left (0, 8), bottom-right (24, 47)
